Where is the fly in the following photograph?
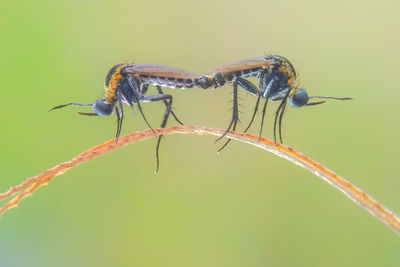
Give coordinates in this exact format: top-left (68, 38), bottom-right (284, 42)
top-left (198, 55), bottom-right (352, 151)
top-left (50, 63), bottom-right (200, 172)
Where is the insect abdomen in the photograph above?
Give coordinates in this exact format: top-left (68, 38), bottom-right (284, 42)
top-left (209, 67), bottom-right (262, 88)
top-left (139, 74), bottom-right (199, 89)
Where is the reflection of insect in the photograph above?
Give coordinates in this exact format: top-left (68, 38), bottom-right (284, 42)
top-left (198, 55), bottom-right (352, 150)
top-left (50, 63), bottom-right (200, 172)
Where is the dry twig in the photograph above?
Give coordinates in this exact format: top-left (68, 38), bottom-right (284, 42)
top-left (1, 125), bottom-right (399, 236)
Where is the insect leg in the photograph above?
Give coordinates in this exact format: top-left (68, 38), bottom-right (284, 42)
top-left (141, 93), bottom-right (174, 173)
top-left (257, 78), bottom-right (280, 140)
top-left (259, 98), bottom-right (269, 141)
top-left (216, 80), bottom-right (239, 152)
top-left (244, 93), bottom-right (261, 133)
top-left (115, 96), bottom-right (124, 141)
top-left (235, 77), bottom-right (261, 133)
top-left (273, 89), bottom-right (291, 143)
top-left (277, 99), bottom-right (287, 143)
top-left (127, 77), bottom-right (156, 135)
top-left (156, 86), bottom-right (184, 125)
top-left (141, 84), bottom-right (150, 95)
top-left (141, 83), bottom-right (182, 124)
top-left (115, 105), bottom-right (121, 141)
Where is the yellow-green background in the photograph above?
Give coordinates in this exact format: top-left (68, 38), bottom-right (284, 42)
top-left (1, 0), bottom-right (400, 266)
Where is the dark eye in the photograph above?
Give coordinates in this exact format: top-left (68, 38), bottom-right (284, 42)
top-left (93, 99), bottom-right (113, 116)
top-left (290, 89), bottom-right (309, 108)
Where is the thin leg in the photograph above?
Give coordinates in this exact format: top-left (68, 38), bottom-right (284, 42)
top-left (235, 77), bottom-right (260, 133)
top-left (117, 98), bottom-right (124, 140)
top-left (259, 98), bottom-right (269, 140)
top-left (156, 86), bottom-right (183, 125)
top-left (113, 90), bottom-right (125, 140)
top-left (127, 78), bottom-right (156, 136)
top-left (277, 99), bottom-right (287, 143)
top-left (216, 81), bottom-right (239, 152)
top-left (115, 105), bottom-right (121, 141)
top-left (236, 77), bottom-right (259, 96)
top-left (217, 114), bottom-right (238, 153)
top-left (141, 93), bottom-right (174, 173)
top-left (273, 89), bottom-right (291, 143)
top-left (141, 84), bottom-right (149, 95)
top-left (244, 94), bottom-right (261, 133)
top-left (113, 91), bottom-right (125, 143)
top-left (135, 96), bottom-right (156, 135)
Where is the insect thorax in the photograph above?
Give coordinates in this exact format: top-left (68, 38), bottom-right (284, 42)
top-left (104, 64), bottom-right (127, 105)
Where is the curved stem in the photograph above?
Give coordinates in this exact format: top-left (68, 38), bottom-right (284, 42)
top-left (1, 125), bottom-right (399, 236)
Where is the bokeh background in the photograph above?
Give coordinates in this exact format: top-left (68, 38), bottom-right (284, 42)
top-left (1, 0), bottom-right (400, 266)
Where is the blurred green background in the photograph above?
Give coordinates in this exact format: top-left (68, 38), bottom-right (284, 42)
top-left (1, 0), bottom-right (400, 266)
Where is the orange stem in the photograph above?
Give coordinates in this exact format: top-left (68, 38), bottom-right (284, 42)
top-left (1, 125), bottom-right (399, 236)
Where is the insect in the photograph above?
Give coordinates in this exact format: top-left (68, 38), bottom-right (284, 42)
top-left (50, 63), bottom-right (200, 172)
top-left (198, 55), bottom-right (352, 150)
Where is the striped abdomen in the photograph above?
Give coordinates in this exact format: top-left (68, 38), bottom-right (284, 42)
top-left (201, 57), bottom-right (278, 89)
top-left (124, 64), bottom-right (200, 89)
top-left (209, 67), bottom-right (263, 88)
top-left (138, 74), bottom-right (199, 89)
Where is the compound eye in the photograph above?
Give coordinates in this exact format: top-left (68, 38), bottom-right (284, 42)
top-left (93, 99), bottom-right (113, 116)
top-left (290, 89), bottom-right (309, 108)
